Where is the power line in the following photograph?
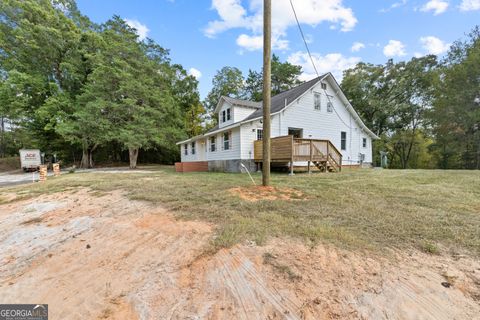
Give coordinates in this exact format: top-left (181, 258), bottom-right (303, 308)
top-left (289, 0), bottom-right (352, 130)
top-left (289, 0), bottom-right (319, 77)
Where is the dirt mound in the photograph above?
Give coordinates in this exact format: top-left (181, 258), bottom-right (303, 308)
top-left (1, 190), bottom-right (479, 319)
top-left (230, 186), bottom-right (306, 202)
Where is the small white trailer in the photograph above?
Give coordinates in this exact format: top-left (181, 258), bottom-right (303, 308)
top-left (19, 149), bottom-right (41, 172)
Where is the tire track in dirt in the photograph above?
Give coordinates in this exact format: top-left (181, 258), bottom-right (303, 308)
top-left (1, 190), bottom-right (479, 319)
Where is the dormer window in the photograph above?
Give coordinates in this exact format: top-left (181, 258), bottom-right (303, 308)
top-left (321, 83), bottom-right (327, 90)
top-left (222, 110), bottom-right (226, 123)
top-left (226, 108), bottom-right (231, 121)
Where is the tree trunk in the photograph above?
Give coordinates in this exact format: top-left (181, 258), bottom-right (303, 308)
top-left (129, 148), bottom-right (139, 169)
top-left (80, 147), bottom-right (95, 168)
top-left (0, 117), bottom-right (4, 158)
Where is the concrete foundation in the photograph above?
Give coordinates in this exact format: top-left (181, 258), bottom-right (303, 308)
top-left (208, 159), bottom-right (257, 173)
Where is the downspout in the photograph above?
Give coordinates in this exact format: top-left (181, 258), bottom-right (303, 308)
top-left (349, 112), bottom-right (352, 164)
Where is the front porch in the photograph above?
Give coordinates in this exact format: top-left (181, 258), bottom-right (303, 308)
top-left (253, 136), bottom-right (342, 173)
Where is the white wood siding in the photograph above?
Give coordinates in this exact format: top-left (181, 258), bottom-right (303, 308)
top-left (205, 127), bottom-right (241, 160)
top-left (236, 80), bottom-right (373, 164)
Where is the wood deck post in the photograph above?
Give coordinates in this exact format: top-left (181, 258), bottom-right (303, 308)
top-left (289, 136), bottom-right (294, 176)
top-left (308, 139), bottom-right (312, 174)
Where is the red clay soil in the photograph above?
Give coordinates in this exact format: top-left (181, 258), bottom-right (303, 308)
top-left (0, 190), bottom-right (479, 319)
top-left (229, 186), bottom-right (306, 202)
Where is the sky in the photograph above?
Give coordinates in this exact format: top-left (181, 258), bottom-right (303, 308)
top-left (76, 0), bottom-right (480, 99)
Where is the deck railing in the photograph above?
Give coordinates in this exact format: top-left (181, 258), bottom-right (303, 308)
top-left (254, 135), bottom-right (342, 172)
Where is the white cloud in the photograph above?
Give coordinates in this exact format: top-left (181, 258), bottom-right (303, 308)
top-left (383, 40), bottom-right (407, 57)
top-left (287, 51), bottom-right (360, 81)
top-left (188, 68), bottom-right (202, 79)
top-left (459, 0), bottom-right (480, 11)
top-left (236, 34), bottom-right (289, 51)
top-left (420, 0), bottom-right (449, 15)
top-left (420, 36), bottom-right (450, 55)
top-left (124, 19), bottom-right (149, 41)
top-left (351, 42), bottom-right (365, 52)
top-left (236, 34), bottom-right (263, 51)
top-left (205, 0), bottom-right (357, 51)
top-left (380, 0), bottom-right (408, 13)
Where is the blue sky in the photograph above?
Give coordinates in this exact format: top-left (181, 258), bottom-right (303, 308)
top-left (76, 0), bottom-right (480, 99)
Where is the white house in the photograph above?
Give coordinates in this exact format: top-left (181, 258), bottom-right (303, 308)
top-left (176, 73), bottom-right (379, 173)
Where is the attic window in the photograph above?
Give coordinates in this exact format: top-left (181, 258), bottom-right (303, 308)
top-left (226, 108), bottom-right (231, 121)
top-left (363, 138), bottom-right (367, 148)
top-left (314, 93), bottom-right (321, 110)
top-left (327, 102), bottom-right (333, 113)
top-left (222, 110), bottom-right (226, 122)
top-left (321, 83), bottom-right (327, 90)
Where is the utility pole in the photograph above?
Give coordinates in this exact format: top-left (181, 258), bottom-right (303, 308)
top-left (262, 0), bottom-right (271, 186)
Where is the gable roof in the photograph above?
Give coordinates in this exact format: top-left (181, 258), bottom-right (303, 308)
top-left (243, 74), bottom-right (328, 121)
top-left (214, 96), bottom-right (261, 113)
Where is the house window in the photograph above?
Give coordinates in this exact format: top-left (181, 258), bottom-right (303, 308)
top-left (327, 102), bottom-right (333, 113)
top-left (341, 131), bottom-right (347, 150)
top-left (184, 144), bottom-right (188, 155)
top-left (191, 142), bottom-right (196, 155)
top-left (222, 110), bottom-right (226, 123)
top-left (226, 108), bottom-right (231, 121)
top-left (362, 138), bottom-right (367, 148)
top-left (210, 136), bottom-right (216, 152)
top-left (223, 132), bottom-right (230, 150)
top-left (257, 129), bottom-right (263, 141)
top-left (321, 83), bottom-right (327, 90)
top-left (314, 92), bottom-right (321, 110)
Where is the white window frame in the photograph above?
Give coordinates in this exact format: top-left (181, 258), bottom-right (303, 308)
top-left (256, 129), bottom-right (263, 141)
top-left (223, 131), bottom-right (230, 150)
top-left (222, 110), bottom-right (226, 123)
top-left (191, 142), bottom-right (196, 155)
top-left (210, 136), bottom-right (216, 152)
top-left (327, 102), bottom-right (333, 113)
top-left (314, 92), bottom-right (321, 110)
top-left (226, 108), bottom-right (231, 121)
top-left (184, 144), bottom-right (188, 155)
top-left (362, 138), bottom-right (367, 148)
top-left (341, 131), bottom-right (347, 151)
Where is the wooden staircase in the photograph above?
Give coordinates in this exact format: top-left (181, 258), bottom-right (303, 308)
top-left (310, 144), bottom-right (341, 173)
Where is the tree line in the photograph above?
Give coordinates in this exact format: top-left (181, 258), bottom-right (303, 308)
top-left (0, 0), bottom-right (201, 168)
top-left (204, 27), bottom-right (479, 170)
top-left (1, 0), bottom-right (478, 170)
top-left (342, 27), bottom-right (480, 169)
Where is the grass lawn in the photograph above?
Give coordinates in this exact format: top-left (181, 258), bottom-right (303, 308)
top-left (2, 166), bottom-right (479, 256)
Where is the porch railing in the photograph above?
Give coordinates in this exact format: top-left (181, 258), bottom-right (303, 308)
top-left (253, 135), bottom-right (342, 172)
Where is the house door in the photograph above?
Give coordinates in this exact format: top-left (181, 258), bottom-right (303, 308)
top-left (288, 127), bottom-right (303, 138)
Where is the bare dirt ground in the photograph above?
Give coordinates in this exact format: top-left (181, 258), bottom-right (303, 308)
top-left (1, 190), bottom-right (479, 319)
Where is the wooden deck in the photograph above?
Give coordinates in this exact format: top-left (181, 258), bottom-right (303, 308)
top-left (254, 136), bottom-right (342, 172)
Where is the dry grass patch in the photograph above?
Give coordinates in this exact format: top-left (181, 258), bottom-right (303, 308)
top-left (2, 166), bottom-right (480, 256)
top-left (229, 185), bottom-right (306, 202)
